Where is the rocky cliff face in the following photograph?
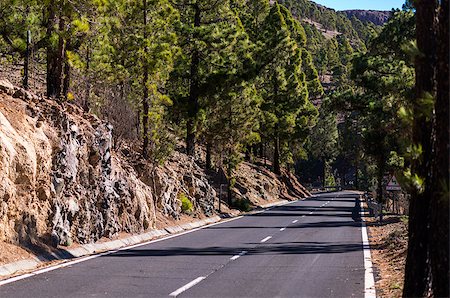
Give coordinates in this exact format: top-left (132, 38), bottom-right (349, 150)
top-left (0, 79), bottom-right (309, 251)
top-left (0, 80), bottom-right (217, 248)
top-left (342, 10), bottom-right (391, 26)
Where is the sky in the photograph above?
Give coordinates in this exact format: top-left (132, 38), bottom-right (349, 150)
top-left (311, 0), bottom-right (405, 11)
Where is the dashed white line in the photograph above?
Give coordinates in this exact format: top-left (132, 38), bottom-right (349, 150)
top-left (169, 276), bottom-right (206, 297)
top-left (230, 250), bottom-right (248, 261)
top-left (260, 236), bottom-right (272, 243)
top-left (309, 211), bottom-right (314, 214)
top-left (0, 215), bottom-right (245, 287)
top-left (292, 220), bottom-right (298, 223)
top-left (280, 227), bottom-right (286, 231)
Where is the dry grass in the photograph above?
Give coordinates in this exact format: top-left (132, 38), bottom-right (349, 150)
top-left (367, 215), bottom-right (408, 298)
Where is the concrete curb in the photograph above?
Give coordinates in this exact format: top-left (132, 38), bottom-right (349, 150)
top-left (0, 198), bottom-right (296, 279)
top-left (0, 215), bottom-right (220, 278)
top-left (259, 200), bottom-right (289, 209)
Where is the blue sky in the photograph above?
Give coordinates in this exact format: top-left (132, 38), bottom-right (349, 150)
top-left (311, 0), bottom-right (405, 11)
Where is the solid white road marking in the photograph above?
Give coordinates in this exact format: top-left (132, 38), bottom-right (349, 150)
top-left (360, 200), bottom-right (377, 298)
top-left (169, 276), bottom-right (206, 297)
top-left (292, 220), bottom-right (298, 223)
top-left (260, 236), bottom-right (272, 243)
top-left (280, 227), bottom-right (286, 231)
top-left (230, 251), bottom-right (248, 261)
top-left (0, 215), bottom-right (245, 287)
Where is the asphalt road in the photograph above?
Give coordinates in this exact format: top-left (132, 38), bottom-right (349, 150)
top-left (0, 191), bottom-right (365, 297)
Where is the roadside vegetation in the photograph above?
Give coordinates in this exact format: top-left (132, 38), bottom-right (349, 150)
top-left (0, 0), bottom-right (447, 296)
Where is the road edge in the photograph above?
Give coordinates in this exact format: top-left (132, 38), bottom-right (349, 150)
top-left (360, 196), bottom-right (377, 298)
top-left (0, 198), bottom-right (297, 284)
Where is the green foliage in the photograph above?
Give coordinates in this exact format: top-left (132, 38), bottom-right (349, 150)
top-left (233, 197), bottom-right (252, 212)
top-left (179, 192), bottom-right (193, 214)
top-left (328, 10), bottom-right (415, 195)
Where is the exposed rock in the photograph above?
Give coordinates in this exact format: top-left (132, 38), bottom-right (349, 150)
top-left (0, 79), bottom-right (14, 95)
top-left (0, 81), bottom-right (310, 251)
top-left (231, 162), bottom-right (310, 206)
top-left (342, 10), bottom-right (392, 26)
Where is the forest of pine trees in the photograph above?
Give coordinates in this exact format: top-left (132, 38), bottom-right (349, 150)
top-left (0, 0), bottom-right (448, 295)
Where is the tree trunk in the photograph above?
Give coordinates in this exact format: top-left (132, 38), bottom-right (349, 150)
top-left (430, 0), bottom-right (449, 296)
top-left (142, 0), bottom-right (149, 158)
top-left (322, 159), bottom-right (326, 188)
top-left (227, 148), bottom-right (233, 206)
top-left (46, 3), bottom-right (63, 98)
top-left (206, 141), bottom-right (212, 170)
top-left (273, 133), bottom-right (281, 175)
top-left (83, 43), bottom-right (91, 112)
top-left (62, 46), bottom-right (70, 99)
top-left (403, 1), bottom-right (437, 296)
top-left (23, 30), bottom-right (30, 90)
top-left (186, 4), bottom-right (201, 157)
top-left (376, 157), bottom-right (384, 204)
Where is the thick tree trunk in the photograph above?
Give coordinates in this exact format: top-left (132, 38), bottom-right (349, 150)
top-left (430, 1), bottom-right (449, 296)
top-left (403, 1), bottom-right (437, 296)
top-left (46, 3), bottom-right (63, 98)
top-left (63, 48), bottom-right (70, 99)
top-left (142, 0), bottom-right (149, 158)
top-left (186, 5), bottom-right (201, 157)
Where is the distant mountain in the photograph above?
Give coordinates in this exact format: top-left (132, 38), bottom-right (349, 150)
top-left (342, 10), bottom-right (392, 26)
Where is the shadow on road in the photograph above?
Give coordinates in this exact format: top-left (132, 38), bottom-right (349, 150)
top-left (108, 241), bottom-right (368, 258)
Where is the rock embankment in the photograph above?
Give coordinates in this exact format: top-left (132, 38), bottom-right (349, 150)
top-left (0, 79), bottom-right (309, 256)
top-left (0, 80), bottom-right (217, 248)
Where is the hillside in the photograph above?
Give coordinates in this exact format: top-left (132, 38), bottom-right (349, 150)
top-left (0, 79), bottom-right (309, 262)
top-left (342, 10), bottom-right (392, 26)
top-left (278, 0), bottom-right (382, 45)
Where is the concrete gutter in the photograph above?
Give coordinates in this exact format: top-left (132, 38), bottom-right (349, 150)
top-left (0, 199), bottom-right (292, 279)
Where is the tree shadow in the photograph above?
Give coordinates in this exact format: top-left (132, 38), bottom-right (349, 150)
top-left (108, 241), bottom-right (368, 258)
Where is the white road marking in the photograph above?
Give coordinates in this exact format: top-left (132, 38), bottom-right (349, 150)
top-left (0, 215), bottom-right (245, 287)
top-left (280, 227), bottom-right (286, 231)
top-left (169, 276), bottom-right (206, 297)
top-left (292, 220), bottom-right (298, 223)
top-left (230, 251), bottom-right (248, 261)
top-left (0, 198), bottom-right (309, 287)
top-left (360, 200), bottom-right (377, 298)
top-left (260, 236), bottom-right (272, 243)
top-left (309, 211), bottom-right (313, 214)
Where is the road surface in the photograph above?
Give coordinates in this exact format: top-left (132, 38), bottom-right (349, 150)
top-left (0, 191), bottom-right (367, 297)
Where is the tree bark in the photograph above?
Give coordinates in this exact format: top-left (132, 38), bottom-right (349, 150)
top-left (206, 141), bottom-right (212, 170)
top-left (46, 2), bottom-right (63, 98)
top-left (403, 1), bottom-right (437, 296)
top-left (83, 43), bottom-right (91, 112)
top-left (142, 0), bottom-right (149, 158)
top-left (186, 4), bottom-right (201, 157)
top-left (227, 148), bottom-right (233, 206)
top-left (430, 0), bottom-right (449, 296)
top-left (23, 30), bottom-right (30, 90)
top-left (273, 132), bottom-right (281, 175)
top-left (62, 44), bottom-right (70, 99)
